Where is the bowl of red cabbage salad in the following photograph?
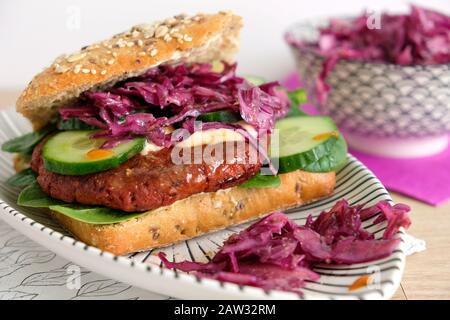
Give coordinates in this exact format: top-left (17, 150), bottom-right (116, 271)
top-left (285, 5), bottom-right (450, 158)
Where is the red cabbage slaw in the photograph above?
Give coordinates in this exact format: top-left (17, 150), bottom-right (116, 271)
top-left (159, 199), bottom-right (411, 294)
top-left (59, 62), bottom-right (289, 148)
top-left (286, 5), bottom-right (450, 104)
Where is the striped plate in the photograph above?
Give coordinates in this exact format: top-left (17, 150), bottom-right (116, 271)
top-left (0, 107), bottom-right (406, 300)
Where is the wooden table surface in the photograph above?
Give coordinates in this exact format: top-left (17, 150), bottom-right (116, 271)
top-left (1, 90), bottom-right (449, 300)
top-left (390, 193), bottom-right (450, 300)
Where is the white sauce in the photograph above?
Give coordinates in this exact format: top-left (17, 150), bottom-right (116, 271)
top-left (140, 140), bottom-right (163, 155)
top-left (238, 121), bottom-right (258, 138)
top-left (140, 122), bottom-right (257, 155)
top-left (176, 128), bottom-right (244, 148)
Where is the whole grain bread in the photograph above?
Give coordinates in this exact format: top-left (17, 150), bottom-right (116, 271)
top-left (17, 12), bottom-right (242, 130)
top-left (51, 169), bottom-right (335, 255)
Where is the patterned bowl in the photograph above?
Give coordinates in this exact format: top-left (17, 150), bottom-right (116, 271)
top-left (286, 20), bottom-right (450, 158)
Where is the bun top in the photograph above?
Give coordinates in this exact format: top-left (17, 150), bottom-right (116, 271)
top-left (17, 12), bottom-right (242, 129)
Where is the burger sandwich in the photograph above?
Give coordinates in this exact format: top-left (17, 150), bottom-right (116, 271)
top-left (2, 12), bottom-right (347, 255)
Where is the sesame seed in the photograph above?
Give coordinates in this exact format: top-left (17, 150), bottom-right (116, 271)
top-left (131, 30), bottom-right (140, 38)
top-left (172, 32), bottom-right (183, 39)
top-left (116, 38), bottom-right (126, 48)
top-left (163, 34), bottom-right (172, 42)
top-left (183, 34), bottom-right (192, 42)
top-left (138, 51), bottom-right (146, 56)
top-left (55, 54), bottom-right (67, 63)
top-left (91, 69), bottom-right (97, 74)
top-left (54, 63), bottom-right (69, 74)
top-left (112, 52), bottom-right (118, 57)
top-left (166, 17), bottom-right (177, 25)
top-left (137, 39), bottom-right (144, 47)
top-left (66, 52), bottom-right (86, 63)
top-left (143, 27), bottom-right (156, 38)
top-left (74, 64), bottom-right (82, 74)
top-left (135, 23), bottom-right (154, 32)
top-left (150, 48), bottom-right (158, 57)
top-left (126, 41), bottom-right (134, 47)
top-left (101, 70), bottom-right (107, 75)
top-left (81, 68), bottom-right (90, 74)
top-left (107, 59), bottom-right (115, 65)
top-left (155, 25), bottom-right (169, 38)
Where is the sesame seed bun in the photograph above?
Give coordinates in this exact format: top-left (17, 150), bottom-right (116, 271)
top-left (16, 11), bottom-right (242, 130)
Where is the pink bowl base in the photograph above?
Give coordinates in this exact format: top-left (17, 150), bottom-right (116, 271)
top-left (343, 132), bottom-right (449, 159)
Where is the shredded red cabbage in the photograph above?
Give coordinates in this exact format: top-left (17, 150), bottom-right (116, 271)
top-left (286, 5), bottom-right (450, 103)
top-left (159, 199), bottom-right (411, 294)
top-left (238, 81), bottom-right (289, 130)
top-left (59, 62), bottom-right (289, 147)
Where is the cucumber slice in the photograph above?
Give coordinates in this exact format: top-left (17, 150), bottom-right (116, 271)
top-left (332, 134), bottom-right (348, 172)
top-left (275, 116), bottom-right (347, 173)
top-left (42, 131), bottom-right (145, 175)
top-left (198, 111), bottom-right (241, 123)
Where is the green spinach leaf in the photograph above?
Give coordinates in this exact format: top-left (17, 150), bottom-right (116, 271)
top-left (286, 89), bottom-right (308, 117)
top-left (17, 182), bottom-right (144, 224)
top-left (1, 125), bottom-right (53, 154)
top-left (6, 168), bottom-right (37, 188)
top-left (57, 118), bottom-right (97, 131)
top-left (17, 182), bottom-right (64, 207)
top-left (49, 205), bottom-right (144, 224)
top-left (240, 173), bottom-right (281, 189)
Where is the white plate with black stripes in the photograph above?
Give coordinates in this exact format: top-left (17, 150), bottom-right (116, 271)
top-left (0, 107), bottom-right (406, 300)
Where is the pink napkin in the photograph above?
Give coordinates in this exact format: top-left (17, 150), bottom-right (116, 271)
top-left (282, 73), bottom-right (450, 206)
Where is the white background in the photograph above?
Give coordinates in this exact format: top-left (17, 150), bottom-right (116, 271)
top-left (1, 0), bottom-right (449, 90)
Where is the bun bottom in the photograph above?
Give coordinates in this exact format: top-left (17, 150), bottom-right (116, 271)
top-left (50, 169), bottom-right (336, 255)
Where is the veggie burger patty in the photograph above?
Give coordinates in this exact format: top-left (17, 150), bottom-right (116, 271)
top-left (31, 140), bottom-right (261, 212)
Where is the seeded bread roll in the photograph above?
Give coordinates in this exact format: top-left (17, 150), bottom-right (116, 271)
top-left (51, 169), bottom-right (335, 255)
top-left (16, 11), bottom-right (242, 130)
